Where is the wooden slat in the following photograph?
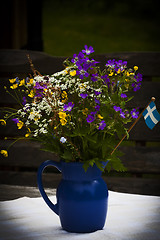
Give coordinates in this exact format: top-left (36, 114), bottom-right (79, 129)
top-left (0, 140), bottom-right (59, 168)
top-left (0, 171), bottom-right (61, 188)
top-left (1, 50), bottom-right (160, 77)
top-left (128, 118), bottom-right (160, 141)
top-left (94, 52), bottom-right (160, 77)
top-left (104, 176), bottom-right (160, 196)
top-left (1, 140), bottom-right (160, 174)
top-left (0, 49), bottom-right (65, 75)
top-left (126, 82), bottom-right (160, 108)
top-left (120, 146), bottom-right (160, 173)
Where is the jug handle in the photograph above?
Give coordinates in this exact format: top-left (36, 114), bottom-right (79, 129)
top-left (37, 160), bottom-right (62, 215)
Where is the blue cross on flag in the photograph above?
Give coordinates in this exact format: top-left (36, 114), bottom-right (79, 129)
top-left (142, 101), bottom-right (160, 129)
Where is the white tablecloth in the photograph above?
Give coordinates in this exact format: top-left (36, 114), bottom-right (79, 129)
top-left (0, 191), bottom-right (160, 240)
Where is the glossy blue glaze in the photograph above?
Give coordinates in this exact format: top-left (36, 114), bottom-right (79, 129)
top-left (37, 160), bottom-right (108, 233)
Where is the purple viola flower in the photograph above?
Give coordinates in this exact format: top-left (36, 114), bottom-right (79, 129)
top-left (86, 114), bottom-right (95, 123)
top-left (80, 93), bottom-right (88, 99)
top-left (63, 102), bottom-right (74, 112)
top-left (90, 111), bottom-right (97, 116)
top-left (95, 105), bottom-right (100, 112)
top-left (33, 82), bottom-right (46, 90)
top-left (101, 75), bottom-right (110, 87)
top-left (12, 118), bottom-right (19, 124)
top-left (121, 93), bottom-right (127, 98)
top-left (105, 59), bottom-right (116, 68)
top-left (95, 98), bottom-right (100, 105)
top-left (94, 90), bottom-right (101, 96)
top-left (132, 82), bottom-right (141, 92)
top-left (82, 45), bottom-right (94, 55)
top-left (131, 108), bottom-right (139, 119)
top-left (99, 120), bottom-right (106, 130)
top-left (90, 59), bottom-right (99, 66)
top-left (76, 69), bottom-right (89, 79)
top-left (71, 53), bottom-right (78, 63)
top-left (113, 106), bottom-right (122, 112)
top-left (132, 73), bottom-right (143, 91)
top-left (91, 73), bottom-right (98, 82)
top-left (120, 111), bottom-right (125, 118)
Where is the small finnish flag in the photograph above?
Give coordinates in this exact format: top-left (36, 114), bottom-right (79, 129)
top-left (142, 101), bottom-right (160, 129)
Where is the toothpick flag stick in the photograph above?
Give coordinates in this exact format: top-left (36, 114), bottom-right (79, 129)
top-left (110, 97), bottom-right (156, 155)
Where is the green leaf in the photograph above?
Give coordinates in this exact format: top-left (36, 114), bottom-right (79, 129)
top-left (62, 150), bottom-right (73, 161)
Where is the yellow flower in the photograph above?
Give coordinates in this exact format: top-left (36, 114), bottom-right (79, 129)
top-left (64, 67), bottom-right (69, 74)
top-left (10, 84), bottom-right (18, 89)
top-left (125, 71), bottom-right (130, 77)
top-left (82, 108), bottom-right (88, 116)
top-left (25, 133), bottom-right (30, 138)
top-left (134, 66), bottom-right (138, 71)
top-left (26, 78), bottom-right (34, 85)
top-left (0, 150), bottom-right (8, 157)
top-left (28, 90), bottom-right (34, 98)
top-left (25, 127), bottom-right (31, 137)
top-left (62, 91), bottom-right (68, 99)
top-left (117, 69), bottom-right (121, 74)
top-left (125, 78), bottom-right (130, 82)
top-left (60, 118), bottom-right (67, 126)
top-left (97, 114), bottom-right (103, 119)
top-left (70, 70), bottom-right (76, 76)
top-left (19, 79), bottom-right (25, 86)
top-left (0, 119), bottom-right (6, 126)
top-left (17, 121), bottom-right (24, 129)
top-left (109, 71), bottom-right (114, 76)
top-left (9, 78), bottom-right (16, 84)
top-left (58, 111), bottom-right (67, 119)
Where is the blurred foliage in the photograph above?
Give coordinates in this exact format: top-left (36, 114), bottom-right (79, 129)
top-left (42, 0), bottom-right (160, 56)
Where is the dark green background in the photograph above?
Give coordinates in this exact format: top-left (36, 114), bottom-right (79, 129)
top-left (42, 0), bottom-right (160, 56)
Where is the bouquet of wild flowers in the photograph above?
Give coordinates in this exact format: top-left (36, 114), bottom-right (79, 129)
top-left (0, 46), bottom-right (142, 171)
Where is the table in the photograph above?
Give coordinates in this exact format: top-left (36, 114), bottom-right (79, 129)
top-left (0, 188), bottom-right (160, 240)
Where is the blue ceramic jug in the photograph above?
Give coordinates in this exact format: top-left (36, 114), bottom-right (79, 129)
top-left (37, 160), bottom-right (108, 233)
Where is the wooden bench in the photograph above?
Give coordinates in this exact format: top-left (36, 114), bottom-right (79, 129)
top-left (0, 49), bottom-right (160, 199)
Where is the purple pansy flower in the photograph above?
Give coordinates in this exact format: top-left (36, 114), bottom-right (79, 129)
top-left (86, 114), bottom-right (95, 123)
top-left (99, 120), bottom-right (106, 130)
top-left (80, 93), bottom-right (88, 99)
top-left (131, 108), bottom-right (139, 119)
top-left (82, 45), bottom-right (94, 55)
top-left (63, 102), bottom-right (74, 112)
